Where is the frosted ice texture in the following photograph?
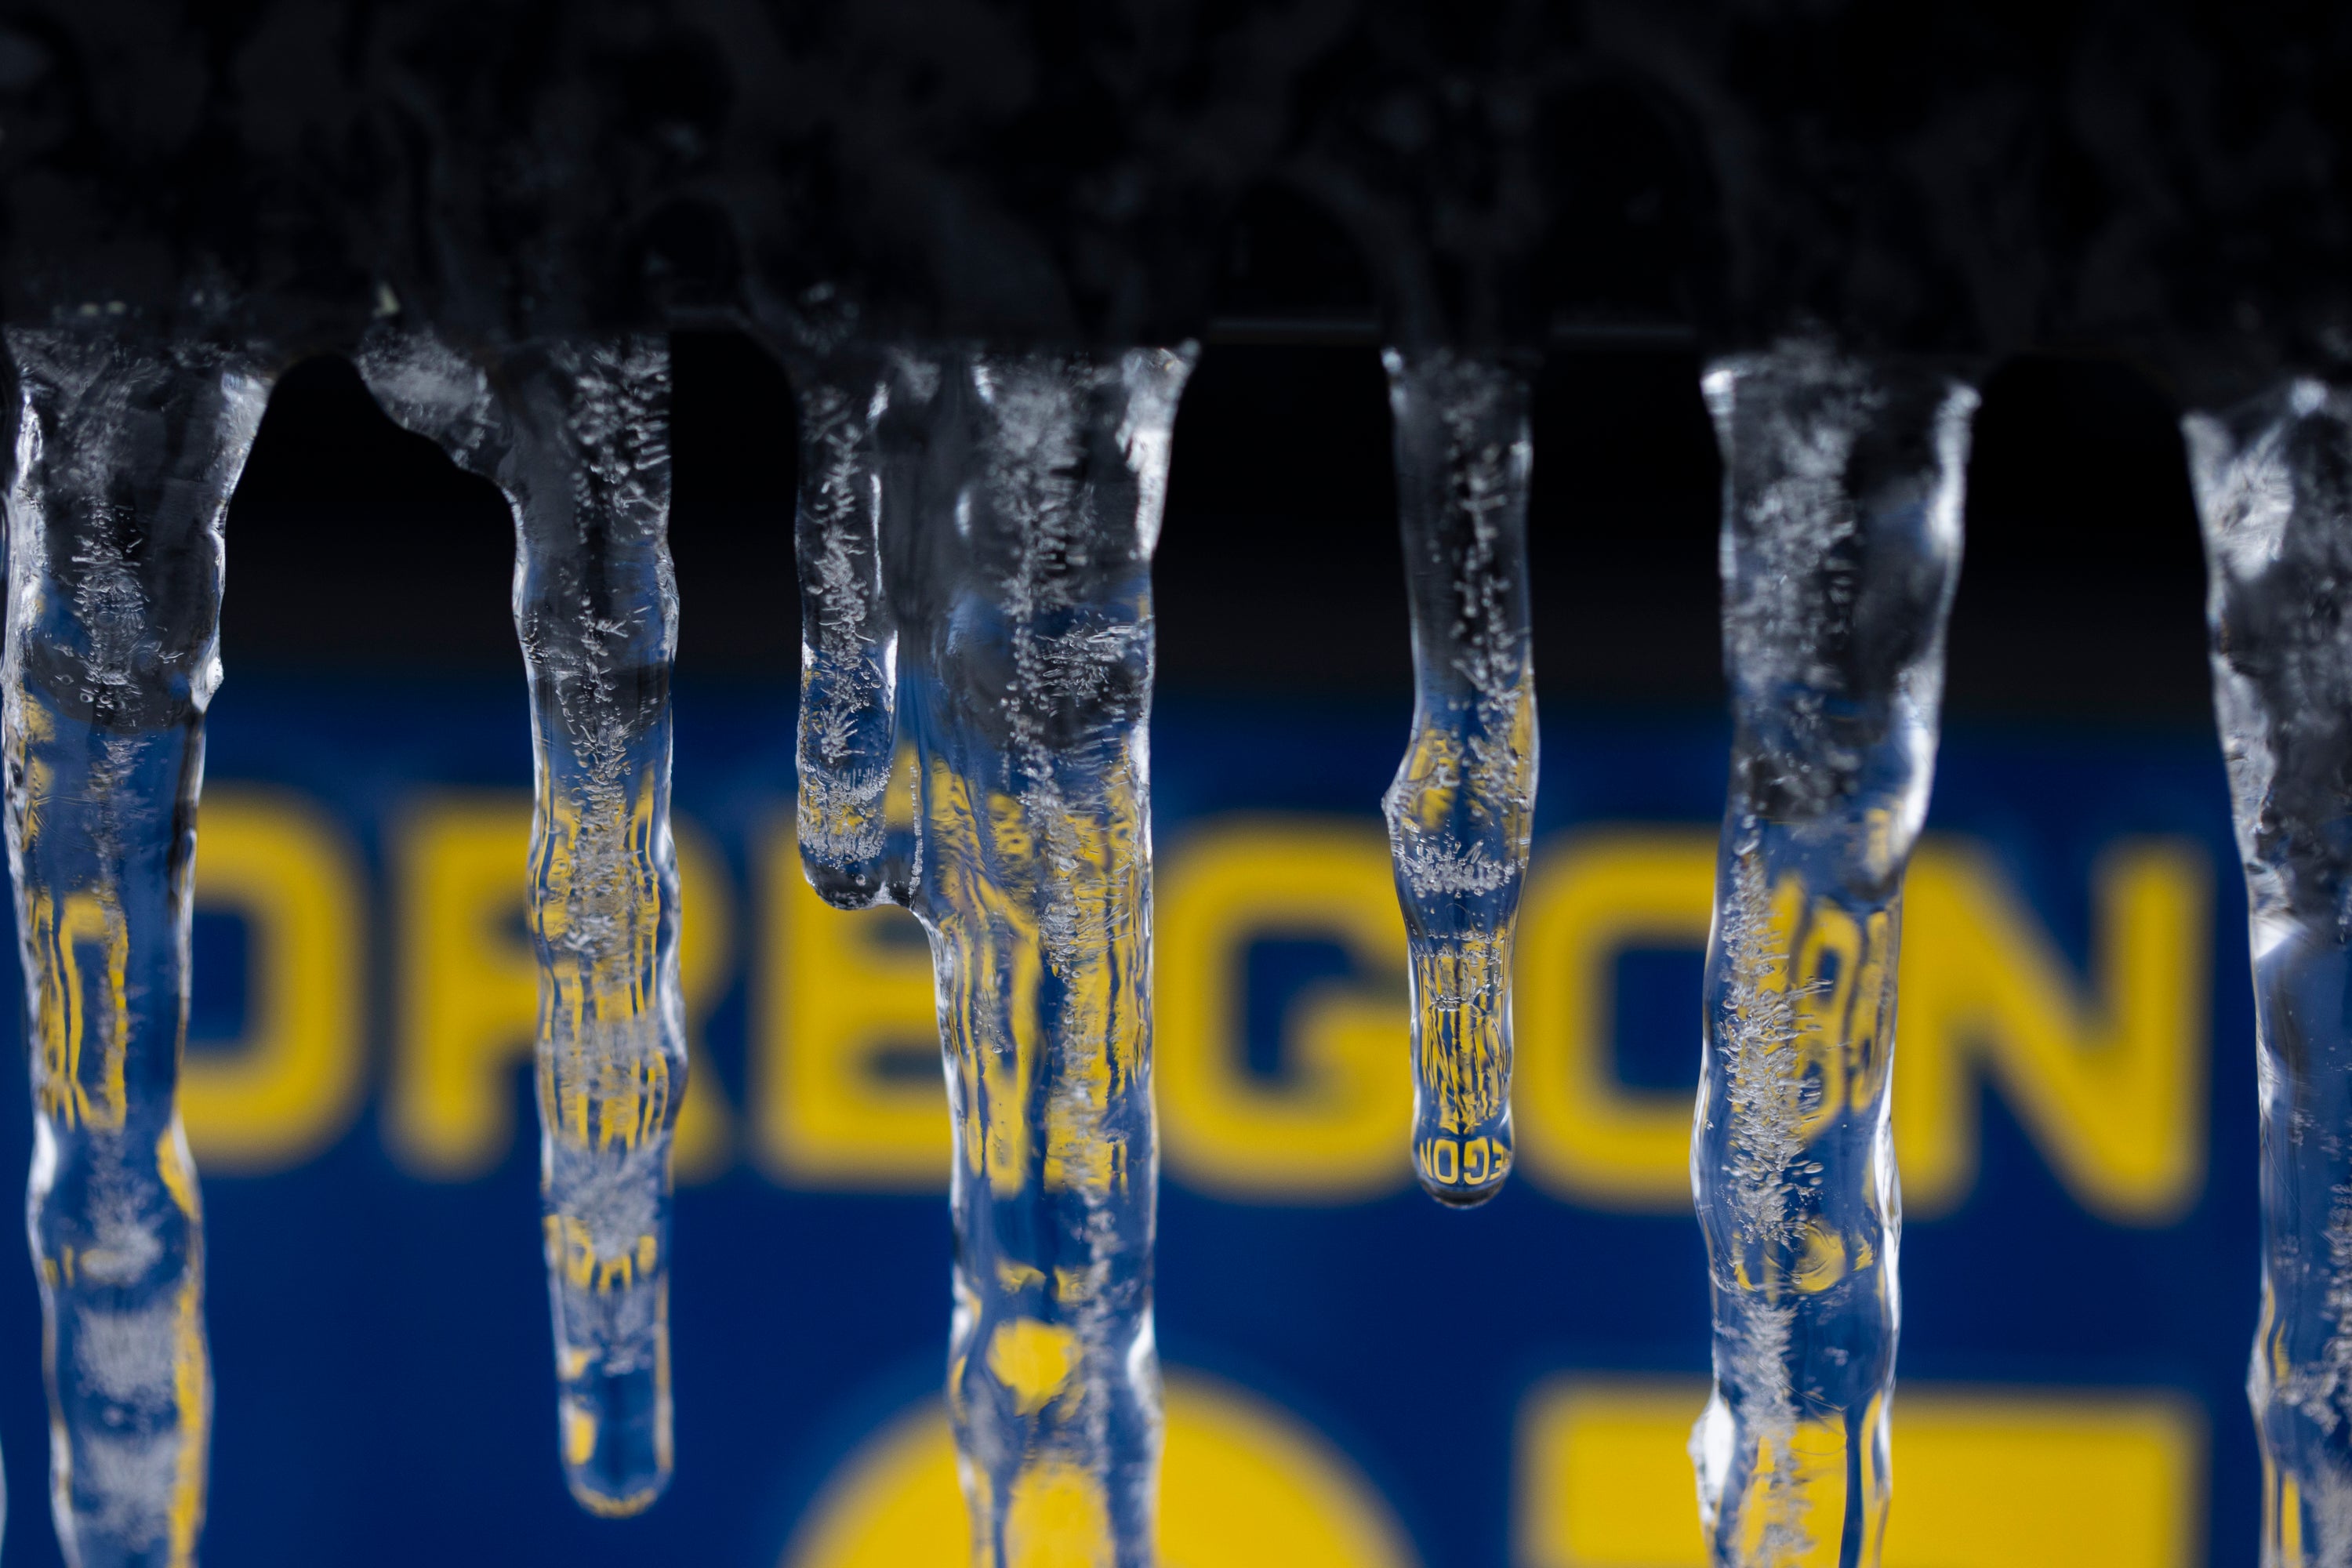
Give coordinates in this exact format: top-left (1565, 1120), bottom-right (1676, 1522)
top-left (2, 329), bottom-right (271, 1567)
top-left (793, 360), bottom-right (902, 907)
top-left (2187, 380), bottom-right (2352, 1566)
top-left (790, 345), bottom-right (1192, 1566)
top-left (1691, 343), bottom-right (1973, 1567)
top-left (1381, 349), bottom-right (1537, 1207)
top-left (358, 332), bottom-right (683, 1516)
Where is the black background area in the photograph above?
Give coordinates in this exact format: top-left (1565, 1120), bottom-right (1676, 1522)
top-left (221, 333), bottom-right (2216, 732)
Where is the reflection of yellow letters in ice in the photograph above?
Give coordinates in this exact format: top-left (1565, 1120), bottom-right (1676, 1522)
top-left (1156, 818), bottom-right (1412, 1203)
top-left (1506, 827), bottom-right (2209, 1221)
top-left (1898, 840), bottom-right (2209, 1222)
top-left (179, 787), bottom-right (367, 1172)
top-left (388, 794), bottom-right (734, 1181)
top-left (1515, 1376), bottom-right (2198, 1568)
top-left (754, 818), bottom-right (949, 1188)
top-left (786, 1373), bottom-right (1417, 1568)
top-left (923, 764), bottom-right (1061, 1203)
top-left (28, 887), bottom-right (131, 1132)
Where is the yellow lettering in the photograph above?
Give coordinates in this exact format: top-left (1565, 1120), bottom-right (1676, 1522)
top-left (1515, 829), bottom-right (1715, 1209)
top-left (181, 787), bottom-right (368, 1171)
top-left (677, 823), bottom-right (735, 1178)
top-left (1898, 839), bottom-right (2209, 1222)
top-left (1156, 818), bottom-right (1411, 1203)
top-left (388, 794), bottom-right (734, 1181)
top-left (753, 820), bottom-right (948, 1189)
top-left (1517, 1375), bottom-right (2199, 1568)
top-left (1513, 829), bottom-right (2211, 1223)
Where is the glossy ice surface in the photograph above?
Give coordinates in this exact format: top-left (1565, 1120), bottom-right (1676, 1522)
top-left (1691, 343), bottom-right (1973, 1567)
top-left (1381, 349), bottom-right (1537, 1207)
top-left (360, 332), bottom-right (683, 1516)
top-left (2188, 380), bottom-right (2352, 1567)
top-left (792, 345), bottom-right (1191, 1566)
top-left (3, 328), bottom-right (272, 1566)
top-left (794, 361), bottom-right (902, 909)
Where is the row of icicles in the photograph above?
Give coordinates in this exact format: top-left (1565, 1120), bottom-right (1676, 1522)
top-left (0, 321), bottom-right (2343, 1567)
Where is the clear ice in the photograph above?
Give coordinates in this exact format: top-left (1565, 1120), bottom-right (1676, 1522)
top-left (358, 332), bottom-right (684, 1515)
top-left (1690, 343), bottom-right (1975, 1567)
top-left (1381, 349), bottom-right (1537, 1207)
top-left (789, 344), bottom-right (1192, 1566)
top-left (793, 355), bottom-right (903, 908)
top-left (2, 328), bottom-right (274, 1566)
top-left (2187, 379), bottom-right (2352, 1566)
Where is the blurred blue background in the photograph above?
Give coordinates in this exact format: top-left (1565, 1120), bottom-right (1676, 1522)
top-left (0, 335), bottom-right (2244, 1563)
top-left (0, 687), bottom-right (2244, 1566)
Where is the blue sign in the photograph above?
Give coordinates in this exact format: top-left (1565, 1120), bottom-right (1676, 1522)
top-left (0, 677), bottom-right (2254, 1565)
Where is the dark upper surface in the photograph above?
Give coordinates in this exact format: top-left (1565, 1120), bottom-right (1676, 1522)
top-left (1, 0), bottom-right (2350, 392)
top-left (222, 331), bottom-right (2213, 729)
top-left (20, 0), bottom-right (2238, 721)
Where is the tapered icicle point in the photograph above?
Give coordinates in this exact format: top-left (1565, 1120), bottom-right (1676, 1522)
top-left (2187, 379), bottom-right (2352, 1568)
top-left (360, 331), bottom-right (684, 1516)
top-left (792, 354), bottom-right (902, 908)
top-left (2, 328), bottom-right (273, 1567)
top-left (1691, 342), bottom-right (1974, 1568)
top-left (804, 343), bottom-right (1191, 1567)
top-left (1381, 348), bottom-right (1537, 1207)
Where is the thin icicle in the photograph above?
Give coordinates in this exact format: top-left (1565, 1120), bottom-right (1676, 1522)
top-left (1690, 341), bottom-right (1973, 1568)
top-left (793, 343), bottom-right (1192, 1566)
top-left (1381, 348), bottom-right (1537, 1207)
top-left (2, 328), bottom-right (273, 1567)
top-left (2187, 379), bottom-right (2352, 1568)
top-left (793, 353), bottom-right (902, 907)
top-left (359, 331), bottom-right (683, 1517)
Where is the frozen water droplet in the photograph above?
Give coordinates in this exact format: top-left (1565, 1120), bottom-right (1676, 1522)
top-left (1381, 349), bottom-right (1537, 1207)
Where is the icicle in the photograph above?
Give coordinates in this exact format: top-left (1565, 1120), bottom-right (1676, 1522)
top-left (792, 352), bottom-right (902, 908)
top-left (358, 332), bottom-right (682, 1516)
top-left (1690, 342), bottom-right (1973, 1568)
top-left (1381, 348), bottom-right (1537, 1207)
top-left (791, 344), bottom-right (1192, 1566)
top-left (2186, 379), bottom-right (2352, 1565)
top-left (2, 328), bottom-right (273, 1566)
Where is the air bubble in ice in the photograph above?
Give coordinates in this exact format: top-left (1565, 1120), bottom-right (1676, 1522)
top-left (359, 330), bottom-right (684, 1517)
top-left (1690, 340), bottom-right (1974, 1568)
top-left (1381, 348), bottom-right (1537, 1207)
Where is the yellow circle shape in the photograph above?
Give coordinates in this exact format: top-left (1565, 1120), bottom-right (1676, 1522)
top-left (785, 1372), bottom-right (1418, 1568)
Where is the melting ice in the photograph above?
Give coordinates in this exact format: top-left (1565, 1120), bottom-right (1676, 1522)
top-left (790, 342), bottom-right (1192, 1566)
top-left (2187, 379), bottom-right (2352, 1565)
top-left (793, 353), bottom-right (903, 907)
top-left (1381, 348), bottom-right (1538, 1207)
top-left (359, 331), bottom-right (684, 1515)
top-left (1690, 342), bottom-right (1974, 1567)
top-left (2, 328), bottom-right (274, 1566)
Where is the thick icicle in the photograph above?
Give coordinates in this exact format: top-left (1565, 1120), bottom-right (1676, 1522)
top-left (1381, 348), bottom-right (1537, 1207)
top-left (2, 328), bottom-right (272, 1566)
top-left (792, 355), bottom-right (902, 908)
top-left (359, 332), bottom-right (683, 1516)
top-left (1690, 343), bottom-right (1974, 1568)
top-left (793, 345), bottom-right (1191, 1566)
top-left (2187, 379), bottom-right (2352, 1565)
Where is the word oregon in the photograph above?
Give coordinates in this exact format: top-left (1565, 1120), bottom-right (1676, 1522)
top-left (178, 788), bottom-right (2211, 1221)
